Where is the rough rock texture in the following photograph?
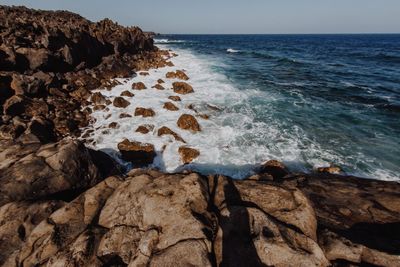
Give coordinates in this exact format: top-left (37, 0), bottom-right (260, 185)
top-left (135, 124), bottom-right (154, 134)
top-left (178, 146), bottom-right (200, 163)
top-left (168, 95), bottom-right (181, 102)
top-left (152, 84), bottom-right (165, 90)
top-left (166, 70), bottom-right (189, 80)
top-left (157, 126), bottom-right (186, 143)
top-left (132, 82), bottom-right (147, 90)
top-left (113, 97), bottom-right (130, 108)
top-left (177, 114), bottom-right (201, 132)
top-left (163, 101), bottom-right (179, 111)
top-left (120, 90), bottom-right (134, 97)
top-left (0, 5), bottom-right (159, 142)
top-left (117, 139), bottom-right (156, 166)
top-left (134, 107), bottom-right (155, 117)
top-left (172, 81), bottom-right (194, 94)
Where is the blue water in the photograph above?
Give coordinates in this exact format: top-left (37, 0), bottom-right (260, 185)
top-left (157, 34), bottom-right (400, 181)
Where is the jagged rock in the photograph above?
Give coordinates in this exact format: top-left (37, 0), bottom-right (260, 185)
top-left (119, 113), bottom-right (132, 118)
top-left (260, 160), bottom-right (289, 180)
top-left (172, 82), bottom-right (194, 94)
top-left (177, 114), bottom-right (201, 132)
top-left (152, 84), bottom-right (165, 90)
top-left (134, 107), bottom-right (155, 117)
top-left (132, 82), bottom-right (147, 90)
top-left (136, 124), bottom-right (154, 134)
top-left (168, 95), bottom-right (181, 102)
top-left (0, 137), bottom-right (103, 206)
top-left (163, 101), bottom-right (179, 111)
top-left (316, 165), bottom-right (342, 174)
top-left (113, 97), bottom-right (130, 108)
top-left (10, 74), bottom-right (45, 96)
top-left (117, 139), bottom-right (156, 166)
top-left (158, 126), bottom-right (185, 142)
top-left (198, 114), bottom-right (210, 119)
top-left (26, 116), bottom-right (56, 143)
top-left (139, 72), bottom-right (149, 76)
top-left (108, 122), bottom-right (119, 129)
top-left (178, 146), bottom-right (200, 163)
top-left (166, 70), bottom-right (189, 80)
top-left (157, 79), bottom-right (165, 84)
top-left (90, 92), bottom-right (107, 105)
top-left (120, 90), bottom-right (134, 97)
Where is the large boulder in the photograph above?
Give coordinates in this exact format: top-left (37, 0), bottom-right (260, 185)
top-left (172, 82), bottom-right (194, 94)
top-left (117, 139), bottom-right (156, 166)
top-left (177, 114), bottom-right (201, 132)
top-left (178, 146), bottom-right (200, 163)
top-left (113, 97), bottom-right (130, 108)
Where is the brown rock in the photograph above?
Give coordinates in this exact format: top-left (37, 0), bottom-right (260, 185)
top-left (134, 107), bottom-right (155, 117)
top-left (172, 82), bottom-right (194, 94)
top-left (316, 165), bottom-right (342, 174)
top-left (132, 82), bottom-right (147, 90)
top-left (163, 102), bottom-right (179, 111)
top-left (119, 113), bottom-right (132, 118)
top-left (90, 92), bottom-right (107, 105)
top-left (157, 126), bottom-right (185, 143)
top-left (166, 70), bottom-right (189, 80)
top-left (157, 79), bottom-right (165, 84)
top-left (177, 114), bottom-right (201, 132)
top-left (108, 122), bottom-right (119, 129)
top-left (136, 124), bottom-right (154, 134)
top-left (168, 95), bottom-right (181, 102)
top-left (139, 72), bottom-right (149, 76)
top-left (117, 139), bottom-right (156, 166)
top-left (197, 114), bottom-right (210, 120)
top-left (120, 90), bottom-right (134, 97)
top-left (178, 146), bottom-right (200, 164)
top-left (113, 97), bottom-right (130, 108)
top-left (260, 160), bottom-right (289, 180)
top-left (152, 84), bottom-right (165, 90)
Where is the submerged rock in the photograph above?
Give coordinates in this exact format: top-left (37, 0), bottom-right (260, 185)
top-left (172, 82), bottom-right (194, 94)
top-left (117, 139), bottom-right (156, 166)
top-left (177, 114), bottom-right (201, 132)
top-left (178, 146), bottom-right (200, 163)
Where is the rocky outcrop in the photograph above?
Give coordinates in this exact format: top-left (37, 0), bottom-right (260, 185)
top-left (117, 139), bottom-right (156, 166)
top-left (0, 5), bottom-right (158, 142)
top-left (177, 114), bottom-right (201, 132)
top-left (172, 81), bottom-right (194, 94)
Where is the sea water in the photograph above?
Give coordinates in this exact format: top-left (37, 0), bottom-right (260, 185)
top-left (86, 34), bottom-right (400, 181)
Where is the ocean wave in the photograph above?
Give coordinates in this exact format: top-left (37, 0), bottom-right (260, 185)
top-left (154, 38), bottom-right (186, 44)
top-left (227, 48), bottom-right (240, 53)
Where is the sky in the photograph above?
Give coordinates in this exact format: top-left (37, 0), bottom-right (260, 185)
top-left (1, 0), bottom-right (399, 34)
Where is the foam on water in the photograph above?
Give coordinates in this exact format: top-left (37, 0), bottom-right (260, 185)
top-left (227, 48), bottom-right (240, 53)
top-left (83, 45), bottom-right (399, 180)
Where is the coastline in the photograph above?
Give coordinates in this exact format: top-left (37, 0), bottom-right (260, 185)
top-left (0, 6), bottom-right (400, 266)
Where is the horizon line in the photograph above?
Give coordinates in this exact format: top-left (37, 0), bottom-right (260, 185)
top-left (158, 32), bottom-right (400, 35)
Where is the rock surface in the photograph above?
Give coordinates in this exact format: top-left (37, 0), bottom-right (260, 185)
top-left (163, 101), bottom-right (179, 111)
top-left (132, 82), bottom-right (147, 90)
top-left (158, 126), bottom-right (186, 142)
top-left (172, 81), bottom-right (194, 94)
top-left (117, 139), bottom-right (156, 166)
top-left (113, 97), bottom-right (130, 108)
top-left (134, 107), bottom-right (155, 117)
top-left (178, 146), bottom-right (200, 163)
top-left (177, 114), bottom-right (201, 132)
top-left (166, 70), bottom-right (189, 80)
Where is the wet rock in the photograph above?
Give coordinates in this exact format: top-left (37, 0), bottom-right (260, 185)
top-left (134, 107), bottom-right (155, 117)
top-left (132, 82), bottom-right (147, 90)
top-left (117, 139), bottom-right (156, 166)
top-left (113, 97), bottom-right (130, 108)
top-left (316, 165), bottom-right (342, 174)
top-left (120, 90), bottom-right (134, 97)
top-left (166, 70), bottom-right (189, 80)
top-left (119, 113), bottom-right (132, 118)
top-left (26, 116), bottom-right (56, 143)
top-left (152, 84), bottom-right (165, 90)
top-left (172, 81), bottom-right (194, 94)
top-left (108, 122), bottom-right (119, 129)
top-left (198, 114), bottom-right (210, 120)
top-left (168, 95), bottom-right (182, 102)
top-left (157, 78), bottom-right (165, 84)
top-left (163, 101), bottom-right (179, 111)
top-left (10, 74), bottom-right (45, 96)
top-left (260, 160), bottom-right (289, 180)
top-left (136, 124), bottom-right (154, 134)
top-left (158, 126), bottom-right (185, 142)
top-left (178, 146), bottom-right (200, 164)
top-left (139, 72), bottom-right (149, 76)
top-left (90, 92), bottom-right (107, 105)
top-left (177, 114), bottom-right (201, 132)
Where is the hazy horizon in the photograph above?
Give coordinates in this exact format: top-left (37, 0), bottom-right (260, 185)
top-left (1, 0), bottom-right (399, 34)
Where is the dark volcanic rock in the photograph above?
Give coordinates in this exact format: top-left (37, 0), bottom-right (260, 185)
top-left (117, 139), bottom-right (156, 166)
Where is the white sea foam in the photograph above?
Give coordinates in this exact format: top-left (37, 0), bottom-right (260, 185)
top-left (82, 45), bottom-right (399, 181)
top-left (227, 48), bottom-right (240, 53)
top-left (154, 38), bottom-right (185, 44)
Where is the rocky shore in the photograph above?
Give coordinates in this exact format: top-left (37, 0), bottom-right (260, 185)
top-left (1, 6), bottom-right (399, 267)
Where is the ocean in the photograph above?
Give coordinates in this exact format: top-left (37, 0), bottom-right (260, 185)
top-left (89, 34), bottom-right (400, 181)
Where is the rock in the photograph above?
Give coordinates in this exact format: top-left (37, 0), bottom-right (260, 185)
top-left (0, 137), bottom-right (103, 206)
top-left (90, 92), bottom-right (107, 105)
top-left (120, 90), bottom-right (134, 97)
top-left (172, 82), bottom-right (194, 94)
top-left (152, 84), bottom-right (165, 90)
top-left (316, 165), bottom-right (342, 174)
top-left (178, 146), bottom-right (200, 163)
top-left (136, 124), bottom-right (154, 134)
top-left (117, 139), bottom-right (156, 166)
top-left (260, 160), bottom-right (289, 180)
top-left (177, 114), bottom-right (201, 132)
top-left (134, 107), bottom-right (155, 117)
top-left (166, 70), bottom-right (189, 80)
top-left (26, 116), bottom-right (56, 143)
top-left (139, 72), bottom-right (149, 76)
top-left (113, 97), bottom-right (130, 108)
top-left (119, 113), bottom-right (132, 118)
top-left (163, 102), bottom-right (179, 111)
top-left (157, 126), bottom-right (185, 143)
top-left (108, 122), bottom-right (119, 129)
top-left (10, 74), bottom-right (45, 96)
top-left (157, 79), bottom-right (165, 84)
top-left (168, 95), bottom-right (181, 102)
top-left (198, 114), bottom-right (210, 119)
top-left (132, 82), bottom-right (147, 90)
